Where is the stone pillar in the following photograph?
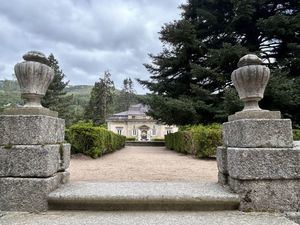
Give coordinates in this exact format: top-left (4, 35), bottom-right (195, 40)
top-left (217, 54), bottom-right (300, 212)
top-left (0, 51), bottom-right (71, 212)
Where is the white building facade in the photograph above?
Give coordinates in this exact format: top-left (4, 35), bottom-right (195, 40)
top-left (107, 104), bottom-right (178, 141)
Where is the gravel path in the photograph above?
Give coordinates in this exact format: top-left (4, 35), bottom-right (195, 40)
top-left (69, 146), bottom-right (218, 182)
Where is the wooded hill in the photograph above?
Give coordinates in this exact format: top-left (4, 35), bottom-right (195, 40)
top-left (0, 80), bottom-right (142, 126)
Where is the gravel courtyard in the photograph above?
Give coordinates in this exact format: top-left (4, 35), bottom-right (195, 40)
top-left (69, 146), bottom-right (218, 182)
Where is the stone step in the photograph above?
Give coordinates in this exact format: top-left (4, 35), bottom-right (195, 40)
top-left (1, 211), bottom-right (298, 225)
top-left (48, 182), bottom-right (239, 211)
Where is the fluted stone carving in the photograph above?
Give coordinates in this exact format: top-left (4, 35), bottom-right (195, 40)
top-left (231, 54), bottom-right (270, 111)
top-left (14, 51), bottom-right (54, 108)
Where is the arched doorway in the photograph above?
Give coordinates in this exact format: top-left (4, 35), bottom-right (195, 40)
top-left (138, 125), bottom-right (150, 141)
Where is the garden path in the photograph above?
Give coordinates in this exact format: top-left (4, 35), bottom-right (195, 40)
top-left (69, 146), bottom-right (218, 182)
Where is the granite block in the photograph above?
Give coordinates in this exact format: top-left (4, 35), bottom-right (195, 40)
top-left (218, 172), bottom-right (228, 185)
top-left (228, 110), bottom-right (281, 121)
top-left (227, 147), bottom-right (300, 180)
top-left (0, 143), bottom-right (70, 177)
top-left (57, 171), bottom-right (70, 184)
top-left (229, 177), bottom-right (300, 212)
top-left (285, 212), bottom-right (300, 224)
top-left (216, 146), bottom-right (228, 174)
top-left (58, 143), bottom-right (71, 171)
top-left (2, 107), bottom-right (58, 117)
top-left (223, 119), bottom-right (293, 148)
top-left (0, 115), bottom-right (65, 145)
top-left (0, 175), bottom-right (61, 212)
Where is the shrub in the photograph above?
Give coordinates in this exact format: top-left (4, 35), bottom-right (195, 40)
top-left (165, 124), bottom-right (222, 158)
top-left (126, 137), bottom-right (137, 141)
top-left (152, 138), bottom-right (165, 141)
top-left (293, 129), bottom-right (300, 141)
top-left (66, 123), bottom-right (126, 158)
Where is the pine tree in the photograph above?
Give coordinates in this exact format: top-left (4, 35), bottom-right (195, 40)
top-left (115, 78), bottom-right (136, 112)
top-left (42, 54), bottom-right (73, 123)
top-left (139, 0), bottom-right (300, 125)
top-left (84, 71), bottom-right (115, 125)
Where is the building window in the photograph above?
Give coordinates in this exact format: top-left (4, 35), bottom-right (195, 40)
top-left (116, 127), bottom-right (123, 135)
top-left (166, 129), bottom-right (172, 134)
top-left (152, 125), bottom-right (156, 136)
top-left (132, 126), bottom-right (137, 136)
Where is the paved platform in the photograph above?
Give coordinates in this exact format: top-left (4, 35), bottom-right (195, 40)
top-left (0, 211), bottom-right (297, 225)
top-left (48, 182), bottom-right (239, 211)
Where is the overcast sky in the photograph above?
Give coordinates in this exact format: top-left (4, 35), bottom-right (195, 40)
top-left (0, 0), bottom-right (185, 93)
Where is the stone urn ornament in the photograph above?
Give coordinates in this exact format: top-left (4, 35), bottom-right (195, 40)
top-left (231, 54), bottom-right (270, 111)
top-left (229, 54), bottom-right (280, 121)
top-left (14, 51), bottom-right (54, 108)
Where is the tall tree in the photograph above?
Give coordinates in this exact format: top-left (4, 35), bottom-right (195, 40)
top-left (85, 71), bottom-right (115, 125)
top-left (42, 54), bottom-right (73, 123)
top-left (139, 0), bottom-right (300, 126)
top-left (114, 78), bottom-right (136, 112)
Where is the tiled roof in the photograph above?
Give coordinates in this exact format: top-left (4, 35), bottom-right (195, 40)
top-left (108, 104), bottom-right (149, 120)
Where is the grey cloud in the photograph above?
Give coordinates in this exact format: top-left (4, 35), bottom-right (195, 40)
top-left (0, 0), bottom-right (185, 93)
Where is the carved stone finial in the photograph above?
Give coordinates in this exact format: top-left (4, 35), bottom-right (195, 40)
top-left (22, 51), bottom-right (49, 65)
top-left (231, 54), bottom-right (270, 111)
top-left (237, 54), bottom-right (262, 67)
top-left (14, 51), bottom-right (54, 108)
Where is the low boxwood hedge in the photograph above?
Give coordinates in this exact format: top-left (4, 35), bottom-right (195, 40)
top-left (126, 137), bottom-right (137, 141)
top-left (66, 122), bottom-right (126, 158)
top-left (166, 125), bottom-right (300, 158)
top-left (165, 124), bottom-right (222, 158)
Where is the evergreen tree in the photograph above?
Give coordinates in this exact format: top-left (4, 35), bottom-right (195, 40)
top-left (84, 71), bottom-right (115, 125)
top-left (42, 54), bottom-right (73, 119)
top-left (115, 78), bottom-right (136, 112)
top-left (139, 0), bottom-right (300, 126)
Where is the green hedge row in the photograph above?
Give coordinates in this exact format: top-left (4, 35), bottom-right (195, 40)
top-left (126, 137), bottom-right (137, 141)
top-left (165, 124), bottom-right (222, 158)
top-left (66, 122), bottom-right (126, 158)
top-left (166, 125), bottom-right (300, 158)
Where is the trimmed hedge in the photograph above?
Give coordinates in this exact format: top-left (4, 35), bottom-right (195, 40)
top-left (152, 138), bottom-right (165, 142)
top-left (126, 137), bottom-right (137, 141)
top-left (66, 122), bottom-right (126, 158)
top-left (165, 124), bottom-right (222, 158)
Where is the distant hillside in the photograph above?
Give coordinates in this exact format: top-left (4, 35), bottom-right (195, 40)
top-left (65, 85), bottom-right (93, 96)
top-left (0, 80), bottom-right (145, 122)
top-left (0, 81), bottom-right (94, 107)
top-left (0, 80), bottom-right (21, 108)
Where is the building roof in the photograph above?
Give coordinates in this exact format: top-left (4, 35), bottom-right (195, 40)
top-left (107, 104), bottom-right (150, 121)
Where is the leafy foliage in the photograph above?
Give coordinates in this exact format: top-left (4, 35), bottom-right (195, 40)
top-left (126, 137), bottom-right (137, 141)
top-left (165, 124), bottom-right (222, 158)
top-left (139, 0), bottom-right (300, 126)
top-left (66, 122), bottom-right (126, 158)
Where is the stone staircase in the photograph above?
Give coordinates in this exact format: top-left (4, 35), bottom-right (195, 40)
top-left (47, 182), bottom-right (239, 211)
top-left (1, 181), bottom-right (298, 225)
